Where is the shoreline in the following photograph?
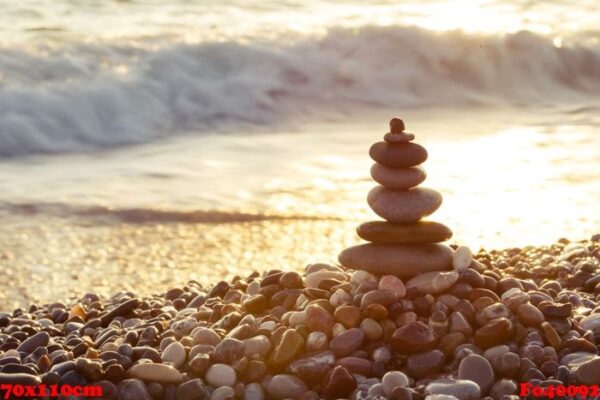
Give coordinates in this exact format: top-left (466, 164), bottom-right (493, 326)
top-left (0, 234), bottom-right (599, 399)
top-left (1, 212), bottom-right (598, 310)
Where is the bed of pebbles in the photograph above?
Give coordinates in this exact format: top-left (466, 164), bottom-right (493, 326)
top-left (0, 235), bottom-right (599, 399)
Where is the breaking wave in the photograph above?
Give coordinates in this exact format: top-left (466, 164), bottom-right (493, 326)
top-left (1, 25), bottom-right (600, 156)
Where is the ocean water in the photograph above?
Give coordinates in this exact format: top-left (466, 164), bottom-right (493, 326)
top-left (0, 0), bottom-right (599, 306)
top-left (2, 0), bottom-right (600, 156)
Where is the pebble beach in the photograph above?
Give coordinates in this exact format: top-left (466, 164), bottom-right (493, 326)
top-left (1, 235), bottom-right (600, 399)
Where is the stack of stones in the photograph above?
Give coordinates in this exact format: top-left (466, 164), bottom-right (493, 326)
top-left (339, 118), bottom-right (455, 279)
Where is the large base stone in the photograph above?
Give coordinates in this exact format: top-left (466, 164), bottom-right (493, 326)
top-left (338, 243), bottom-right (454, 278)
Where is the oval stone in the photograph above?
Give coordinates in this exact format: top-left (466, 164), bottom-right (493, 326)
top-left (305, 305), bottom-right (334, 335)
top-left (458, 354), bottom-right (495, 395)
top-left (161, 342), bottom-right (186, 369)
top-left (407, 350), bottom-right (445, 379)
top-left (369, 142), bottom-right (428, 168)
top-left (329, 328), bottom-right (365, 357)
top-left (267, 374), bottom-right (308, 400)
top-left (425, 378), bottom-right (481, 400)
top-left (338, 244), bottom-right (453, 278)
top-left (474, 318), bottom-right (513, 349)
top-left (367, 186), bottom-right (442, 223)
top-left (357, 221), bottom-right (452, 244)
top-left (370, 164), bottom-right (426, 189)
top-left (575, 357), bottom-right (600, 385)
top-left (126, 363), bottom-right (183, 384)
top-left (336, 357), bottom-right (373, 376)
top-left (205, 363), bottom-right (236, 387)
top-left (17, 332), bottom-right (50, 353)
top-left (579, 313), bottom-right (600, 332)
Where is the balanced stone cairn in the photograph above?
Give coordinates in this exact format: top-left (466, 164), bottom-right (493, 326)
top-left (339, 118), bottom-right (455, 279)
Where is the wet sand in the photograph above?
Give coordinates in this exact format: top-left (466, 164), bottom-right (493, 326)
top-left (1, 210), bottom-right (596, 312)
top-left (0, 214), bottom-right (357, 310)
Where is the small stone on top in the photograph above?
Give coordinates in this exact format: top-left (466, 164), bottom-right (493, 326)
top-left (390, 118), bottom-right (405, 133)
top-left (385, 117), bottom-right (415, 142)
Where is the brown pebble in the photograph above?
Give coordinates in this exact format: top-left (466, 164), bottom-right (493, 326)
top-left (364, 303), bottom-right (389, 320)
top-left (389, 118), bottom-right (405, 133)
top-left (390, 321), bottom-right (436, 354)
top-left (334, 306), bottom-right (362, 328)
top-left (517, 303), bottom-right (545, 327)
top-left (470, 289), bottom-right (501, 303)
top-left (329, 328), bottom-right (365, 357)
top-left (306, 305), bottom-right (335, 336)
top-left (322, 365), bottom-right (357, 399)
top-left (279, 271), bottom-right (304, 288)
top-left (242, 294), bottom-right (268, 314)
top-left (269, 329), bottom-right (304, 370)
top-left (474, 318), bottom-right (513, 349)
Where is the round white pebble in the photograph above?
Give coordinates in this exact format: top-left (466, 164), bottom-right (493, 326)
top-left (382, 371), bottom-right (409, 397)
top-left (205, 363), bottom-right (236, 387)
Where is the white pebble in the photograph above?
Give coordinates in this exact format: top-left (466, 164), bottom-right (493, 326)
top-left (329, 289), bottom-right (352, 307)
top-left (206, 363), bottom-right (236, 387)
top-left (244, 383), bottom-right (265, 400)
top-left (351, 270), bottom-right (377, 285)
top-left (368, 383), bottom-right (385, 397)
top-left (382, 371), bottom-right (409, 397)
top-left (332, 323), bottom-right (346, 337)
top-left (453, 246), bottom-right (473, 271)
top-left (161, 341), bottom-right (186, 369)
top-left (288, 311), bottom-right (306, 326)
top-left (295, 295), bottom-right (309, 309)
top-left (305, 331), bottom-right (328, 352)
top-left (246, 281), bottom-right (261, 295)
top-left (210, 386), bottom-right (235, 400)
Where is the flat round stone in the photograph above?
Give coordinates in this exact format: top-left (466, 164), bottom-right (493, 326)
top-left (370, 164), bottom-right (426, 189)
top-left (338, 243), bottom-right (453, 278)
top-left (384, 132), bottom-right (415, 143)
top-left (367, 186), bottom-right (442, 223)
top-left (357, 221), bottom-right (452, 244)
top-left (369, 142), bottom-right (427, 168)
